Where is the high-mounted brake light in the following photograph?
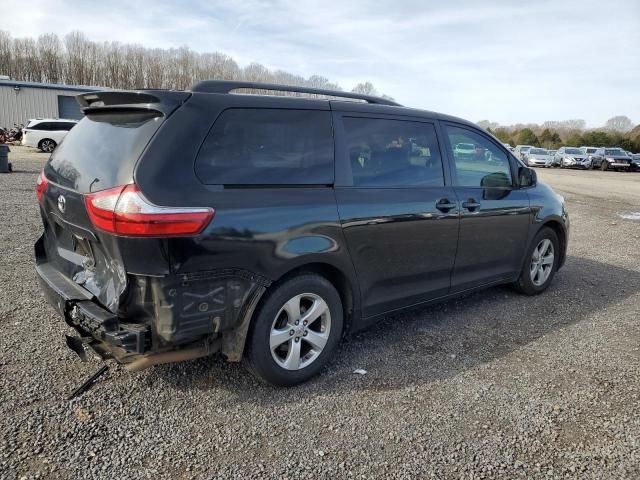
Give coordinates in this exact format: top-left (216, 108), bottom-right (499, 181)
top-left (36, 170), bottom-right (49, 202)
top-left (84, 184), bottom-right (214, 237)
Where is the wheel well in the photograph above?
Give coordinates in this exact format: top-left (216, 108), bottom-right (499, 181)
top-left (542, 220), bottom-right (567, 269)
top-left (273, 263), bottom-right (356, 331)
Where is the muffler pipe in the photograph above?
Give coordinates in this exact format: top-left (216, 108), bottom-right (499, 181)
top-left (125, 340), bottom-right (220, 372)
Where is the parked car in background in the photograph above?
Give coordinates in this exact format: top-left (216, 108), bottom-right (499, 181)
top-left (555, 147), bottom-right (590, 169)
top-left (590, 148), bottom-right (632, 171)
top-left (629, 153), bottom-right (640, 172)
top-left (502, 143), bottom-right (514, 151)
top-left (33, 81), bottom-right (568, 386)
top-left (581, 146), bottom-right (598, 163)
top-left (525, 148), bottom-right (554, 167)
top-left (454, 142), bottom-right (476, 158)
top-left (514, 145), bottom-right (533, 162)
top-left (22, 119), bottom-right (78, 153)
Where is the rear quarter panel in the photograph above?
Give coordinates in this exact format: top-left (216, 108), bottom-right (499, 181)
top-left (134, 93), bottom-right (360, 308)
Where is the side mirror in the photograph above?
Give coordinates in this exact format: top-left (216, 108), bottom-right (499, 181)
top-left (518, 166), bottom-right (537, 188)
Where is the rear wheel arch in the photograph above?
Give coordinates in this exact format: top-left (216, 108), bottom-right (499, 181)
top-left (270, 262), bottom-right (358, 332)
top-left (225, 262), bottom-right (358, 364)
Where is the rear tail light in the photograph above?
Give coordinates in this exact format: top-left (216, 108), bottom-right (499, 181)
top-left (84, 184), bottom-right (214, 237)
top-left (35, 170), bottom-right (49, 202)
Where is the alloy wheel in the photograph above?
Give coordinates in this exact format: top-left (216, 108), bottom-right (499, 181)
top-left (41, 140), bottom-right (55, 153)
top-left (530, 239), bottom-right (554, 286)
top-left (269, 293), bottom-right (331, 370)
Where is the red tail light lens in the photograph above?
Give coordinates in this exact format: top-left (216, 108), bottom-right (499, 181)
top-left (35, 170), bottom-right (49, 202)
top-left (84, 184), bottom-right (214, 237)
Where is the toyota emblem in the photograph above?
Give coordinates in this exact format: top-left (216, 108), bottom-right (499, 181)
top-left (57, 195), bottom-right (66, 213)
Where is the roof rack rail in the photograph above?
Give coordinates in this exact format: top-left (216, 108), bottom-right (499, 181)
top-left (191, 80), bottom-right (402, 106)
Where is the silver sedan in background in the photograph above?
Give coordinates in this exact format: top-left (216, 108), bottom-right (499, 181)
top-left (525, 148), bottom-right (554, 167)
top-left (555, 147), bottom-right (591, 169)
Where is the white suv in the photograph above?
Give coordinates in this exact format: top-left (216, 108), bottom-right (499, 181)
top-left (22, 119), bottom-right (78, 153)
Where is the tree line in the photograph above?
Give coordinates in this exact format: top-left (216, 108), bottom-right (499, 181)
top-left (477, 118), bottom-right (640, 152)
top-left (0, 30), bottom-right (392, 99)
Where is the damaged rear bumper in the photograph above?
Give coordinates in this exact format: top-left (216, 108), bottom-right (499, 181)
top-left (36, 262), bottom-right (151, 360)
top-left (35, 254), bottom-right (269, 366)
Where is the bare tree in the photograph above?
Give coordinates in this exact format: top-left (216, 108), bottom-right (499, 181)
top-left (604, 115), bottom-right (633, 133)
top-left (0, 31), bottom-right (13, 78)
top-left (352, 81), bottom-right (378, 96)
top-left (37, 34), bottom-right (63, 83)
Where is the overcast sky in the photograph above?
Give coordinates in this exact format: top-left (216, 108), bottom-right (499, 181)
top-left (5, 0), bottom-right (639, 127)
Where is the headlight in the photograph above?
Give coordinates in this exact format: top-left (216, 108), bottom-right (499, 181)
top-left (566, 156), bottom-right (574, 161)
top-left (606, 157), bottom-right (614, 162)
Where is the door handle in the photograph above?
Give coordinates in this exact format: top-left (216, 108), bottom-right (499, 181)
top-left (435, 198), bottom-right (456, 212)
top-left (462, 198), bottom-right (481, 211)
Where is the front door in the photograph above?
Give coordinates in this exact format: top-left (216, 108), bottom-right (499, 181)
top-left (442, 123), bottom-right (531, 292)
top-left (334, 114), bottom-right (460, 317)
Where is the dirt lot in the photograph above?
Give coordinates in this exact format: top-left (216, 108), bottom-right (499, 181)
top-left (1, 146), bottom-right (639, 479)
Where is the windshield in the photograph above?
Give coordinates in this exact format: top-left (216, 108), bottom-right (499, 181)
top-left (565, 148), bottom-right (582, 154)
top-left (585, 148), bottom-right (597, 153)
top-left (605, 149), bottom-right (625, 156)
top-left (529, 148), bottom-right (547, 155)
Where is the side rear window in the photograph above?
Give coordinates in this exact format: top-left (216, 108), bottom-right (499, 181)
top-left (342, 117), bottom-right (444, 187)
top-left (195, 108), bottom-right (334, 185)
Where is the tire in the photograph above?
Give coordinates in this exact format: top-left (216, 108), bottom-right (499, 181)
top-left (243, 273), bottom-right (343, 386)
top-left (600, 160), bottom-right (608, 171)
top-left (38, 138), bottom-right (57, 153)
top-left (513, 227), bottom-right (560, 295)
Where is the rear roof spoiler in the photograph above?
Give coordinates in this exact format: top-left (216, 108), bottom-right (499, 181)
top-left (76, 90), bottom-right (191, 116)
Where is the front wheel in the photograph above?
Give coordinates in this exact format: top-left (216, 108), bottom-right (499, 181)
top-left (601, 160), bottom-right (608, 171)
top-left (513, 227), bottom-right (559, 295)
top-left (244, 274), bottom-right (343, 386)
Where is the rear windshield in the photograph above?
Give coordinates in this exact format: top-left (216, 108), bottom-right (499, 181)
top-left (195, 108), bottom-right (334, 185)
top-left (45, 110), bottom-right (163, 192)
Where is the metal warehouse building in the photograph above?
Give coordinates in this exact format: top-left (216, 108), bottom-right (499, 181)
top-left (0, 80), bottom-right (99, 127)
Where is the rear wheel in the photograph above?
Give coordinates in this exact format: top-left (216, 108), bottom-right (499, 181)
top-left (38, 138), bottom-right (57, 153)
top-left (513, 227), bottom-right (559, 295)
top-left (244, 274), bottom-right (343, 386)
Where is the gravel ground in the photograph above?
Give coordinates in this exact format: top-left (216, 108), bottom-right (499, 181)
top-left (1, 146), bottom-right (639, 479)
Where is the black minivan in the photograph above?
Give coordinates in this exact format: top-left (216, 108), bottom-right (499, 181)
top-left (35, 81), bottom-right (569, 386)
